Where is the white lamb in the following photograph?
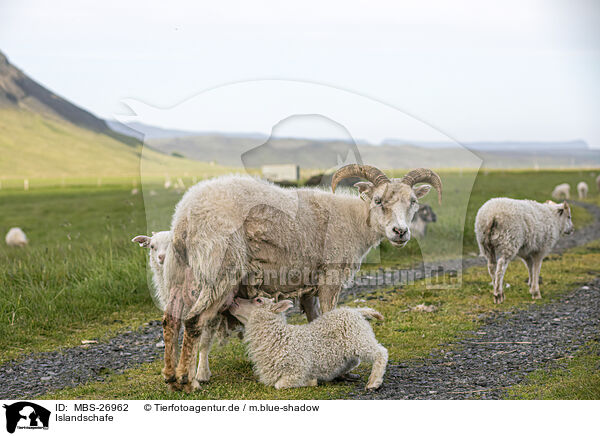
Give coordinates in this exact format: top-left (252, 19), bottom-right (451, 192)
top-left (475, 198), bottom-right (573, 303)
top-left (229, 296), bottom-right (388, 390)
top-left (577, 182), bottom-right (588, 199)
top-left (5, 227), bottom-right (28, 247)
top-left (132, 231), bottom-right (172, 310)
top-left (551, 183), bottom-right (570, 200)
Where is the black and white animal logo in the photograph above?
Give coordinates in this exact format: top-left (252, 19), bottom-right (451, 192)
top-left (3, 402), bottom-right (50, 434)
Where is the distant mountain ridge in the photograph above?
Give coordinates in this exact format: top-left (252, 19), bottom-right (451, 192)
top-left (109, 121), bottom-right (599, 169)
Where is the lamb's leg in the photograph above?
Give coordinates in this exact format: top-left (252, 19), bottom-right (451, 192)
top-left (336, 357), bottom-right (361, 381)
top-left (530, 256), bottom-right (543, 300)
top-left (300, 294), bottom-right (321, 322)
top-left (493, 256), bottom-right (510, 304)
top-left (366, 345), bottom-right (388, 390)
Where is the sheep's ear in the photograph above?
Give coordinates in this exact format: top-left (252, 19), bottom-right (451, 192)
top-left (132, 235), bottom-right (151, 247)
top-left (413, 184), bottom-right (431, 199)
top-left (354, 182), bottom-right (374, 197)
top-left (151, 231), bottom-right (156, 236)
top-left (272, 300), bottom-right (294, 313)
top-left (558, 201), bottom-right (570, 215)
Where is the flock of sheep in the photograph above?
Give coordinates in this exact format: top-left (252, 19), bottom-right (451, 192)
top-left (5, 169), bottom-right (598, 392)
top-left (124, 166), bottom-right (596, 392)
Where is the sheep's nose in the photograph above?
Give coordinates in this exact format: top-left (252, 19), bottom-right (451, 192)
top-left (392, 226), bottom-right (408, 237)
top-left (158, 254), bottom-right (165, 263)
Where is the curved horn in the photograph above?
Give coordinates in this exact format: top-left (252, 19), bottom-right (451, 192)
top-left (400, 168), bottom-right (443, 204)
top-left (331, 164), bottom-right (390, 193)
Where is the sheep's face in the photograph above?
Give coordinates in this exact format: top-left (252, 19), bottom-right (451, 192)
top-left (356, 181), bottom-right (432, 247)
top-left (132, 231), bottom-right (172, 266)
top-left (229, 297), bottom-right (294, 325)
top-left (416, 204), bottom-right (437, 223)
top-left (555, 201), bottom-right (574, 235)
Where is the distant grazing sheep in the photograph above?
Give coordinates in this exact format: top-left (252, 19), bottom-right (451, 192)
top-left (304, 173), bottom-right (361, 188)
top-left (551, 183), bottom-right (570, 200)
top-left (163, 165), bottom-right (441, 391)
top-left (229, 297), bottom-right (388, 390)
top-left (475, 198), bottom-right (573, 303)
top-left (5, 227), bottom-right (27, 247)
top-left (577, 182), bottom-right (588, 199)
top-left (132, 231), bottom-right (172, 310)
top-left (596, 175), bottom-right (600, 192)
top-left (410, 204), bottom-right (437, 238)
top-left (131, 188), bottom-right (139, 195)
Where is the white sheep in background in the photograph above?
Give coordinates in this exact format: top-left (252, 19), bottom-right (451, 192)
top-left (596, 175), bottom-right (600, 192)
top-left (577, 182), bottom-right (588, 199)
top-left (163, 165), bottom-right (441, 390)
top-left (131, 188), bottom-right (139, 195)
top-left (551, 183), bottom-right (570, 200)
top-left (5, 227), bottom-right (28, 247)
top-left (229, 297), bottom-right (388, 390)
top-left (409, 203), bottom-right (437, 238)
top-left (132, 231), bottom-right (172, 310)
top-left (475, 198), bottom-right (573, 303)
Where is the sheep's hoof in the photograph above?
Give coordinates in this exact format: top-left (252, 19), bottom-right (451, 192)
top-left (182, 382), bottom-right (196, 394)
top-left (177, 374), bottom-right (189, 386)
top-left (337, 373), bottom-right (361, 382)
top-left (162, 370), bottom-right (176, 384)
top-left (365, 383), bottom-right (382, 391)
top-left (166, 381), bottom-right (182, 392)
top-left (196, 368), bottom-right (211, 382)
top-left (493, 294), bottom-right (504, 304)
top-left (531, 293), bottom-right (542, 300)
top-left (191, 379), bottom-right (205, 391)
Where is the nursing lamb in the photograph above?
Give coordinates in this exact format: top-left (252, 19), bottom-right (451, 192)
top-left (229, 296), bottom-right (388, 390)
top-left (475, 198), bottom-right (573, 303)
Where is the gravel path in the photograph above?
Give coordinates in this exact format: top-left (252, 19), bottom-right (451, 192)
top-left (1, 201), bottom-right (598, 400)
top-left (355, 279), bottom-right (600, 399)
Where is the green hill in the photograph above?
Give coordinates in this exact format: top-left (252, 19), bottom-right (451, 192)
top-left (0, 108), bottom-right (231, 179)
top-left (0, 50), bottom-right (231, 179)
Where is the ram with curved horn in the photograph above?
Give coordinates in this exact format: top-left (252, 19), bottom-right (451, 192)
top-left (162, 164), bottom-right (442, 391)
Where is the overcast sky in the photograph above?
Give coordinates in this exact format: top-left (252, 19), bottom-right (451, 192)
top-left (1, 0), bottom-right (599, 147)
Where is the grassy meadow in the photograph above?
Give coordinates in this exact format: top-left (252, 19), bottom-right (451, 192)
top-left (0, 168), bottom-right (599, 399)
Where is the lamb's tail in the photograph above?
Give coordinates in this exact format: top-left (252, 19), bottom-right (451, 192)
top-left (356, 307), bottom-right (384, 321)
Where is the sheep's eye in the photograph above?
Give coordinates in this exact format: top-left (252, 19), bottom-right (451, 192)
top-left (374, 197), bottom-right (382, 206)
top-left (255, 298), bottom-right (263, 304)
top-left (150, 245), bottom-right (155, 249)
top-left (410, 198), bottom-right (417, 205)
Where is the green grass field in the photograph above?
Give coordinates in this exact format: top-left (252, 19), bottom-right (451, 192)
top-left (1, 169), bottom-right (599, 399)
